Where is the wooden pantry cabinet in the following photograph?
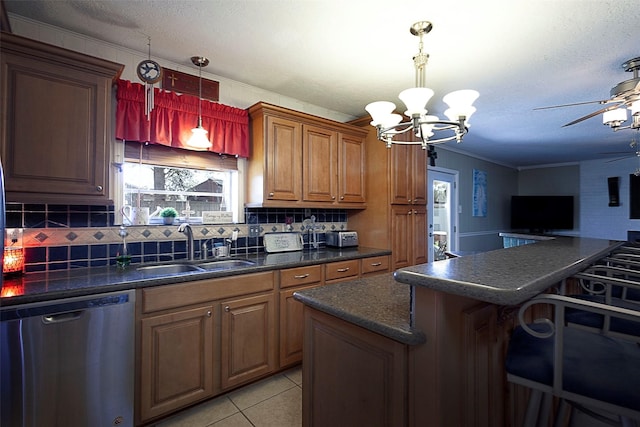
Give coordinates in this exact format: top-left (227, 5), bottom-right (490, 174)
top-left (247, 102), bottom-right (368, 208)
top-left (0, 32), bottom-right (123, 204)
top-left (348, 118), bottom-right (429, 269)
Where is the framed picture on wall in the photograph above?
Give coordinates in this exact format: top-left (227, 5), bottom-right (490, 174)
top-left (472, 169), bottom-right (487, 217)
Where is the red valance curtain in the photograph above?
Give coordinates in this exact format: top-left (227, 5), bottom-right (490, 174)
top-left (115, 79), bottom-right (249, 158)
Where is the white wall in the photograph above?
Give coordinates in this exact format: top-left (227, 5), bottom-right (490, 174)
top-left (580, 157), bottom-right (640, 240)
top-left (8, 14), bottom-right (354, 123)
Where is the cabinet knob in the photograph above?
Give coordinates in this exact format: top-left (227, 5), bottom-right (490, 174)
top-left (332, 196), bottom-right (336, 200)
top-left (408, 210), bottom-right (412, 215)
top-left (224, 306), bottom-right (230, 312)
top-left (340, 196), bottom-right (344, 200)
top-left (408, 199), bottom-right (412, 203)
top-left (207, 310), bottom-right (212, 317)
top-left (96, 185), bottom-right (104, 192)
top-left (269, 192), bottom-right (274, 197)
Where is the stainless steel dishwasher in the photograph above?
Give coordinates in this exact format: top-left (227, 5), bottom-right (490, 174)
top-left (0, 290), bottom-right (135, 427)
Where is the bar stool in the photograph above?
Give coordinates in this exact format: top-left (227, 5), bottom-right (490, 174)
top-left (505, 294), bottom-right (640, 427)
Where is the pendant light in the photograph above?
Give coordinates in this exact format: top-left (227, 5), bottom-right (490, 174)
top-left (187, 56), bottom-right (212, 150)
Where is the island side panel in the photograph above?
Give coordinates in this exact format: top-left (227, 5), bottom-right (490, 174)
top-left (302, 307), bottom-right (408, 427)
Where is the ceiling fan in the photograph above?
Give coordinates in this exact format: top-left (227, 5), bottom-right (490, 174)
top-left (535, 57), bottom-right (640, 130)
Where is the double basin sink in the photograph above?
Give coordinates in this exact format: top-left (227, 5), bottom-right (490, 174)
top-left (136, 259), bottom-right (255, 277)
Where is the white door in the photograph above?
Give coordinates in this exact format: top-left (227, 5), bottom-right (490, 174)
top-left (428, 167), bottom-right (459, 261)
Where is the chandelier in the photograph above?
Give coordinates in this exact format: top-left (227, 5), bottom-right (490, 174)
top-left (365, 21), bottom-right (479, 149)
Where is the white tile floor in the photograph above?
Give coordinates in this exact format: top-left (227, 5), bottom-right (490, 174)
top-left (152, 366), bottom-right (302, 427)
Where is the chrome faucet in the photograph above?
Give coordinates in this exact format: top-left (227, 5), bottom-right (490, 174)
top-left (177, 223), bottom-right (195, 260)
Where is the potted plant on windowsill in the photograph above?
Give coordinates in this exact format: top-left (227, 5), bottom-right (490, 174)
top-left (160, 207), bottom-right (178, 225)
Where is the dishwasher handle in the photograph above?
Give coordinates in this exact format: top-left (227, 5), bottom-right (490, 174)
top-left (42, 310), bottom-right (84, 324)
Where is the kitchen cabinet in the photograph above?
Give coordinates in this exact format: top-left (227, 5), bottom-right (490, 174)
top-left (247, 102), bottom-right (367, 208)
top-left (220, 292), bottom-right (277, 390)
top-left (139, 305), bottom-right (215, 422)
top-left (348, 118), bottom-right (429, 269)
top-left (0, 32), bottom-right (123, 204)
top-left (136, 271), bottom-right (275, 424)
top-left (390, 205), bottom-right (428, 269)
top-left (279, 265), bottom-right (324, 367)
top-left (325, 259), bottom-right (360, 283)
top-left (360, 255), bottom-right (390, 277)
top-left (390, 143), bottom-right (427, 205)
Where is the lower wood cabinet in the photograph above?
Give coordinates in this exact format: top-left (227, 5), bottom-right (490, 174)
top-left (279, 265), bottom-right (324, 367)
top-left (139, 305), bottom-right (215, 422)
top-left (390, 205), bottom-right (427, 269)
top-left (220, 292), bottom-right (276, 390)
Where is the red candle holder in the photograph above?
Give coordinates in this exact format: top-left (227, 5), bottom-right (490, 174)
top-left (3, 247), bottom-right (25, 275)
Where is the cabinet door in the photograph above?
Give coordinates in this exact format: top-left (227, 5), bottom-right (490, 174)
top-left (390, 145), bottom-right (412, 204)
top-left (412, 206), bottom-right (428, 265)
top-left (265, 116), bottom-right (302, 201)
top-left (1, 46), bottom-right (117, 203)
top-left (391, 206), bottom-right (428, 269)
top-left (337, 133), bottom-right (366, 204)
top-left (220, 293), bottom-right (276, 389)
top-left (411, 146), bottom-right (427, 205)
top-left (139, 306), bottom-right (214, 422)
top-left (279, 283), bottom-right (322, 367)
top-left (303, 125), bottom-right (336, 202)
top-left (390, 144), bottom-right (427, 206)
top-left (391, 205), bottom-right (412, 269)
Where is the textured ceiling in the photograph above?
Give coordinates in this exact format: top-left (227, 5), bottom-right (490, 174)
top-left (4, 0), bottom-right (640, 168)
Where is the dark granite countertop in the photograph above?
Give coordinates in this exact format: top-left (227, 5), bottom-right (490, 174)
top-left (0, 247), bottom-right (390, 306)
top-left (293, 273), bottom-right (425, 346)
top-left (394, 236), bottom-right (624, 306)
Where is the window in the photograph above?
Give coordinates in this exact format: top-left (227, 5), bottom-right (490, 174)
top-left (117, 142), bottom-right (244, 225)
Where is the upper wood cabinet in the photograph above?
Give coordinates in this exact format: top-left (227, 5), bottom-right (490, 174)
top-left (390, 144), bottom-right (427, 205)
top-left (0, 32), bottom-right (123, 204)
top-left (247, 102), bottom-right (367, 208)
top-left (348, 119), bottom-right (429, 269)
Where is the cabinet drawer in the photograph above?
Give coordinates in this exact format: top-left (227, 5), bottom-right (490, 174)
top-left (361, 255), bottom-right (390, 275)
top-left (280, 264), bottom-right (323, 288)
top-left (141, 271), bottom-right (275, 314)
top-left (325, 259), bottom-right (360, 282)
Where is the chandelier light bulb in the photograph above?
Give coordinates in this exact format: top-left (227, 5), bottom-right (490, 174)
top-left (365, 101), bottom-right (396, 126)
top-left (630, 100), bottom-right (640, 116)
top-left (399, 87), bottom-right (434, 117)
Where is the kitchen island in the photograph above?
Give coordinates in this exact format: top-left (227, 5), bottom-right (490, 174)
top-left (294, 236), bottom-right (623, 427)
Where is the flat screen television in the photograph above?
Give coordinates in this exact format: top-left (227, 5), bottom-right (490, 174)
top-left (510, 195), bottom-right (574, 233)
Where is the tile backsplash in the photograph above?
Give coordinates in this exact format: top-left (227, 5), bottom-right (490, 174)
top-left (6, 203), bottom-right (347, 273)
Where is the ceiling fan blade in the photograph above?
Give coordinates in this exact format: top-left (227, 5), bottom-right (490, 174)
top-left (533, 100), bottom-right (608, 110)
top-left (562, 103), bottom-right (624, 127)
top-left (605, 156), bottom-right (633, 163)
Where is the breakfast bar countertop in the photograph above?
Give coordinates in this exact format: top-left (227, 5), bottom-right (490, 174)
top-left (393, 236), bottom-right (624, 306)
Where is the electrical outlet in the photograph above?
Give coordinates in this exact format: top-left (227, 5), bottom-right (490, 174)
top-left (248, 226), bottom-right (260, 238)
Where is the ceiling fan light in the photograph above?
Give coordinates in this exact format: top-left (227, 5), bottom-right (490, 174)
top-left (187, 125), bottom-right (212, 149)
top-left (365, 101), bottom-right (397, 126)
top-left (399, 87), bottom-right (434, 117)
top-left (603, 108), bottom-right (628, 126)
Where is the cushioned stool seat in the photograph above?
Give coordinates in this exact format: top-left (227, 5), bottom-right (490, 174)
top-left (506, 323), bottom-right (640, 412)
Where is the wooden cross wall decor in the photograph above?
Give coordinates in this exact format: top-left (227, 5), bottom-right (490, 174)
top-left (161, 67), bottom-right (219, 102)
